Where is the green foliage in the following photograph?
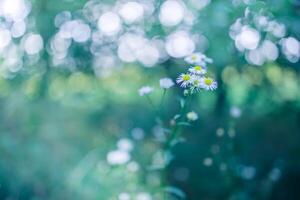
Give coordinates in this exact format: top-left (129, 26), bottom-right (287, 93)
top-left (0, 0), bottom-right (300, 199)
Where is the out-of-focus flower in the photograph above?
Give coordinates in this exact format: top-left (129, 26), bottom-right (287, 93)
top-left (159, 0), bottom-right (185, 27)
top-left (200, 77), bottom-right (217, 91)
top-left (203, 157), bottom-right (213, 166)
top-left (188, 65), bottom-right (207, 75)
top-left (187, 111), bottom-right (198, 121)
top-left (230, 106), bottom-right (242, 118)
top-left (118, 2), bottom-right (144, 24)
top-left (107, 150), bottom-right (131, 165)
top-left (117, 138), bottom-right (133, 152)
top-left (136, 192), bottom-right (152, 200)
top-left (235, 26), bottom-right (260, 51)
top-left (165, 31), bottom-right (195, 58)
top-left (138, 86), bottom-right (154, 96)
top-left (97, 12), bottom-right (121, 36)
top-left (184, 52), bottom-right (213, 66)
top-left (118, 192), bottom-right (131, 200)
top-left (176, 73), bottom-right (192, 88)
top-left (159, 77), bottom-right (174, 89)
top-left (127, 161), bottom-right (139, 172)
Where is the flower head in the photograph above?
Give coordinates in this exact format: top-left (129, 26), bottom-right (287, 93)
top-left (189, 75), bottom-right (202, 91)
top-left (138, 86), bottom-right (154, 96)
top-left (200, 77), bottom-right (218, 91)
top-left (185, 52), bottom-right (213, 66)
top-left (189, 65), bottom-right (207, 75)
top-left (106, 150), bottom-right (130, 165)
top-left (187, 111), bottom-right (198, 121)
top-left (159, 77), bottom-right (174, 89)
top-left (176, 73), bottom-right (192, 88)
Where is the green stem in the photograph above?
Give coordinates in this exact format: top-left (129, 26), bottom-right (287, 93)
top-left (160, 95), bottom-right (191, 198)
top-left (165, 95), bottom-right (191, 149)
top-left (159, 89), bottom-right (167, 108)
top-left (145, 95), bottom-right (156, 110)
top-left (145, 95), bottom-right (162, 123)
top-left (158, 89), bottom-right (167, 121)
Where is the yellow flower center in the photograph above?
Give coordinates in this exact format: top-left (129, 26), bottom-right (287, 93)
top-left (194, 66), bottom-right (202, 71)
top-left (182, 74), bottom-right (190, 81)
top-left (193, 80), bottom-right (200, 85)
top-left (204, 78), bottom-right (213, 85)
top-left (191, 55), bottom-right (197, 60)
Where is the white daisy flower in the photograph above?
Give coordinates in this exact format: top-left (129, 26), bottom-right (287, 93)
top-left (138, 86), bottom-right (154, 96)
top-left (187, 111), bottom-right (198, 121)
top-left (184, 52), bottom-right (213, 66)
top-left (176, 73), bottom-right (192, 88)
top-left (200, 77), bottom-right (218, 91)
top-left (190, 75), bottom-right (202, 91)
top-left (159, 77), bottom-right (174, 89)
top-left (189, 65), bottom-right (207, 75)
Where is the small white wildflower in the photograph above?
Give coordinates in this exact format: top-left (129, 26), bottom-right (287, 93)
top-left (118, 192), bottom-right (131, 200)
top-left (216, 128), bottom-right (224, 137)
top-left (131, 127), bottom-right (144, 140)
top-left (184, 52), bottom-right (213, 66)
top-left (127, 161), bottom-right (139, 172)
top-left (117, 138), bottom-right (133, 152)
top-left (138, 86), bottom-right (153, 96)
top-left (203, 157), bottom-right (213, 166)
top-left (186, 111), bottom-right (198, 121)
top-left (230, 106), bottom-right (242, 118)
top-left (228, 129), bottom-right (236, 138)
top-left (176, 73), bottom-right (192, 88)
top-left (241, 166), bottom-right (256, 180)
top-left (200, 77), bottom-right (218, 91)
top-left (188, 65), bottom-right (207, 75)
top-left (269, 168), bottom-right (281, 181)
top-left (159, 77), bottom-right (174, 89)
top-left (107, 150), bottom-right (130, 165)
top-left (220, 163), bottom-right (227, 171)
top-left (136, 192), bottom-right (152, 200)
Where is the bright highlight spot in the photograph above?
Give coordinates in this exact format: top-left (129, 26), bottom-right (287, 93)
top-left (159, 0), bottom-right (185, 27)
top-left (235, 26), bottom-right (260, 50)
top-left (119, 2), bottom-right (144, 24)
top-left (165, 31), bottom-right (195, 58)
top-left (98, 12), bottom-right (121, 36)
top-left (107, 150), bottom-right (130, 165)
top-left (0, 28), bottom-right (11, 49)
top-left (24, 34), bottom-right (44, 55)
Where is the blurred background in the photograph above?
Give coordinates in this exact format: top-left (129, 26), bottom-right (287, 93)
top-left (0, 0), bottom-right (300, 199)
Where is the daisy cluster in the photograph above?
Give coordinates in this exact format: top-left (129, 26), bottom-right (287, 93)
top-left (177, 52), bottom-right (217, 92)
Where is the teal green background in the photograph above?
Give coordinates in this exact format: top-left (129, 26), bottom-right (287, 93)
top-left (0, 0), bottom-right (300, 199)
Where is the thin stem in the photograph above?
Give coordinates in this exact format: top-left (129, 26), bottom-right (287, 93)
top-left (159, 89), bottom-right (167, 108)
top-left (165, 95), bottom-right (192, 149)
top-left (160, 95), bottom-right (191, 198)
top-left (158, 89), bottom-right (167, 121)
top-left (145, 95), bottom-right (156, 110)
top-left (145, 95), bottom-right (162, 121)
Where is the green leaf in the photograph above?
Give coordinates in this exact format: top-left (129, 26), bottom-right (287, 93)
top-left (180, 98), bottom-right (185, 108)
top-left (165, 186), bottom-right (186, 199)
top-left (170, 137), bottom-right (186, 147)
top-left (177, 122), bottom-right (191, 126)
top-left (173, 114), bottom-right (181, 120)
